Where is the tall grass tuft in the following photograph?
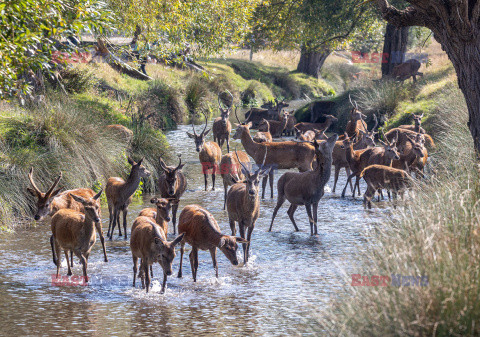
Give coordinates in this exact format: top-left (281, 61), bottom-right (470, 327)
top-left (319, 88), bottom-right (480, 336)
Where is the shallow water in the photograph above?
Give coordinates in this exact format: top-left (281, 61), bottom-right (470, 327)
top-left (0, 121), bottom-right (389, 336)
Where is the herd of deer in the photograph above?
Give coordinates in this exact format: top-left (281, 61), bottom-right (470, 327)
top-left (27, 92), bottom-right (433, 293)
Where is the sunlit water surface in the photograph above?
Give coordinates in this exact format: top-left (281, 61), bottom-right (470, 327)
top-left (0, 121), bottom-right (390, 336)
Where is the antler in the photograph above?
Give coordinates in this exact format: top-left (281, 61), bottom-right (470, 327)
top-left (191, 118), bottom-right (198, 136)
top-left (379, 129), bottom-right (389, 147)
top-left (200, 110), bottom-right (208, 135)
top-left (28, 168), bottom-right (41, 195)
top-left (46, 172), bottom-right (62, 197)
top-left (235, 148), bottom-right (250, 176)
top-left (255, 145), bottom-right (268, 174)
top-left (234, 105), bottom-right (241, 124)
top-left (175, 154), bottom-right (182, 170)
top-left (371, 114), bottom-right (379, 132)
top-left (159, 156), bottom-right (169, 171)
top-left (348, 94), bottom-right (355, 108)
top-left (225, 90), bottom-right (234, 108)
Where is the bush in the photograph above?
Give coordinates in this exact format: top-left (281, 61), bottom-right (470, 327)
top-left (57, 67), bottom-right (97, 94)
top-left (185, 76), bottom-right (211, 118)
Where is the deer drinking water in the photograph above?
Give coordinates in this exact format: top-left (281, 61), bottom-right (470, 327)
top-left (269, 135), bottom-right (338, 235)
top-left (187, 111), bottom-right (222, 191)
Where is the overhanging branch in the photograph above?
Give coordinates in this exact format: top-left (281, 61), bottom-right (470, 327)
top-left (375, 0), bottom-right (428, 27)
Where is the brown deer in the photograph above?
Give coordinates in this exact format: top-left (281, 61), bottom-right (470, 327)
top-left (157, 155), bottom-right (186, 234)
top-left (361, 165), bottom-right (413, 209)
top-left (392, 134), bottom-right (425, 173)
top-left (28, 168), bottom-right (108, 264)
top-left (187, 111), bottom-right (222, 191)
top-left (398, 113), bottom-right (425, 134)
top-left (137, 197), bottom-right (173, 234)
top-left (294, 115), bottom-right (338, 133)
top-left (212, 91), bottom-right (233, 152)
top-left (341, 132), bottom-right (400, 198)
top-left (226, 150), bottom-right (269, 263)
top-left (106, 124), bottom-right (134, 143)
top-left (253, 119), bottom-right (273, 143)
top-left (244, 100), bottom-right (289, 128)
top-left (294, 128), bottom-right (328, 142)
top-left (130, 217), bottom-right (184, 293)
top-left (269, 135), bottom-right (338, 235)
top-left (106, 157), bottom-right (151, 240)
top-left (392, 59), bottom-right (423, 82)
top-left (232, 118), bottom-right (316, 199)
top-left (283, 110), bottom-right (297, 136)
top-left (50, 190), bottom-right (103, 282)
top-left (258, 112), bottom-right (289, 138)
top-left (177, 205), bottom-right (248, 281)
top-left (344, 95), bottom-right (367, 139)
top-left (220, 150), bottom-right (250, 210)
top-left (385, 127), bottom-right (435, 149)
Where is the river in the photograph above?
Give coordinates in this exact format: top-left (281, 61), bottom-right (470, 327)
top-left (0, 120), bottom-right (389, 336)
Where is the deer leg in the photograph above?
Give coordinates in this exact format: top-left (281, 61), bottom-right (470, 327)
top-left (117, 209), bottom-right (123, 236)
top-left (223, 182), bottom-right (228, 210)
top-left (313, 202), bottom-right (319, 235)
top-left (50, 235), bottom-right (58, 267)
top-left (95, 222), bottom-right (108, 262)
top-left (177, 242), bottom-right (185, 278)
top-left (211, 164), bottom-right (216, 191)
top-left (287, 204), bottom-right (300, 232)
top-left (110, 208), bottom-right (118, 239)
top-left (70, 250), bottom-right (74, 267)
top-left (261, 176), bottom-right (268, 199)
top-left (80, 253), bottom-right (88, 283)
top-left (144, 261), bottom-right (151, 293)
top-left (353, 176), bottom-right (361, 198)
top-left (245, 226), bottom-right (254, 263)
top-left (204, 173), bottom-right (208, 191)
top-left (189, 247), bottom-right (198, 282)
top-left (332, 165), bottom-right (340, 193)
top-left (209, 248), bottom-right (218, 278)
top-left (342, 173), bottom-right (356, 198)
top-left (123, 209), bottom-right (128, 240)
top-left (65, 251), bottom-right (72, 276)
top-left (229, 218), bottom-right (236, 236)
top-left (132, 256), bottom-right (138, 287)
top-left (305, 204), bottom-right (314, 236)
top-left (364, 185), bottom-right (374, 209)
top-left (239, 224), bottom-right (247, 263)
top-left (346, 166), bottom-right (354, 192)
top-left (55, 241), bottom-right (62, 278)
top-left (172, 203), bottom-right (178, 235)
top-left (269, 170), bottom-right (274, 199)
top-left (107, 204), bottom-right (113, 237)
top-left (150, 265), bottom-right (153, 278)
top-left (226, 137), bottom-right (230, 153)
top-left (269, 194), bottom-right (286, 232)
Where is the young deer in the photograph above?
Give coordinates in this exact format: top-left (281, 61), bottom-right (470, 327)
top-left (28, 168), bottom-right (108, 264)
top-left (137, 197), bottom-right (173, 234)
top-left (398, 113), bottom-right (425, 134)
top-left (341, 132), bottom-right (400, 198)
top-left (130, 217), bottom-right (184, 293)
top-left (361, 165), bottom-right (413, 209)
top-left (385, 127), bottom-right (435, 150)
top-left (212, 91), bottom-right (233, 152)
top-left (106, 157), bottom-right (151, 240)
top-left (220, 150), bottom-right (250, 210)
top-left (258, 112), bottom-right (288, 138)
top-left (269, 135), bottom-right (338, 235)
top-left (177, 205), bottom-right (248, 281)
top-left (283, 110), bottom-right (297, 136)
top-left (232, 119), bottom-right (316, 199)
top-left (295, 128), bottom-right (328, 142)
top-left (157, 155), bottom-right (186, 234)
top-left (392, 134), bottom-right (425, 173)
top-left (294, 115), bottom-right (338, 133)
top-left (226, 150), bottom-right (269, 263)
top-left (50, 190), bottom-right (103, 282)
top-left (253, 119), bottom-right (273, 143)
top-left (187, 111), bottom-right (222, 191)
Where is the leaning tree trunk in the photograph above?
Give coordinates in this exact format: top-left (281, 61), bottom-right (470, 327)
top-left (297, 46), bottom-right (330, 78)
top-left (381, 23), bottom-right (409, 77)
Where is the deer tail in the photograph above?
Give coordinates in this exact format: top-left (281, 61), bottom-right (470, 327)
top-left (50, 235), bottom-right (58, 266)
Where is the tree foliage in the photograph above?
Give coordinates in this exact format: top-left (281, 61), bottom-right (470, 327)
top-left (0, 0), bottom-right (112, 99)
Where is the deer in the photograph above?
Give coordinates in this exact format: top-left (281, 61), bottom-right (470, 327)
top-left (220, 150), bottom-right (251, 210)
top-left (106, 124), bottom-right (134, 143)
top-left (398, 113), bottom-right (425, 134)
top-left (157, 155), bottom-right (186, 234)
top-left (283, 110), bottom-right (297, 136)
top-left (341, 131), bottom-right (400, 198)
top-left (343, 95), bottom-right (367, 139)
top-left (392, 59), bottom-right (423, 82)
top-left (269, 135), bottom-right (338, 235)
top-left (137, 197), bottom-right (173, 234)
top-left (294, 114), bottom-right (338, 133)
top-left (130, 216), bottom-right (184, 293)
top-left (106, 157), bottom-right (151, 240)
top-left (177, 205), bottom-right (248, 281)
top-left (212, 91), bottom-right (233, 152)
top-left (50, 190), bottom-right (103, 283)
top-left (258, 111), bottom-right (289, 138)
top-left (226, 150), bottom-right (269, 263)
top-left (232, 110), bottom-right (317, 199)
top-left (361, 165), bottom-right (413, 209)
top-left (187, 111), bottom-right (222, 191)
top-left (28, 168), bottom-right (108, 264)
top-left (385, 127), bottom-right (435, 149)
top-left (253, 119), bottom-right (273, 143)
top-left (392, 134), bottom-right (426, 173)
top-left (294, 127), bottom-right (328, 142)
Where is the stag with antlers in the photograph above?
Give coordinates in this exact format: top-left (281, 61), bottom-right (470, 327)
top-left (212, 90), bottom-right (233, 152)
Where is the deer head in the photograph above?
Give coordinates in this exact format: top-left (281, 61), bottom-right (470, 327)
top-left (70, 189), bottom-right (103, 223)
top-left (218, 234), bottom-right (248, 266)
top-left (27, 168), bottom-right (63, 220)
top-left (159, 154), bottom-right (185, 196)
top-left (233, 121), bottom-right (252, 140)
top-left (349, 94), bottom-right (367, 121)
top-left (128, 156), bottom-right (151, 178)
top-left (413, 113), bottom-right (423, 128)
top-left (218, 90), bottom-right (233, 126)
top-left (314, 134), bottom-right (338, 160)
top-left (150, 197), bottom-right (173, 222)
top-left (150, 222), bottom-right (184, 276)
top-left (235, 147), bottom-right (270, 198)
top-left (380, 130), bottom-right (400, 161)
top-left (187, 111), bottom-right (211, 152)
top-left (406, 134), bottom-right (425, 158)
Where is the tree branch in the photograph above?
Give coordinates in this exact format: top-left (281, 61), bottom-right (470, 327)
top-left (375, 0), bottom-right (428, 27)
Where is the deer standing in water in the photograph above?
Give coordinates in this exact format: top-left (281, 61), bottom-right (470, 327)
top-left (212, 91), bottom-right (233, 152)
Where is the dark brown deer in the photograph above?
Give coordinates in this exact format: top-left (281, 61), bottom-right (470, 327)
top-left (106, 157), bottom-right (151, 240)
top-left (344, 95), bottom-right (367, 139)
top-left (294, 115), bottom-right (338, 133)
top-left (283, 110), bottom-right (297, 136)
top-left (269, 135), bottom-right (338, 235)
top-left (258, 112), bottom-right (288, 138)
top-left (187, 111), bottom-right (222, 191)
top-left (157, 155), bottom-right (186, 234)
top-left (50, 190), bottom-right (103, 282)
top-left (385, 127), bottom-right (435, 149)
top-left (220, 150), bottom-right (250, 210)
top-left (392, 59), bottom-right (423, 82)
top-left (177, 205), bottom-right (247, 281)
top-left (212, 91), bottom-right (233, 152)
top-left (28, 168), bottom-right (108, 264)
top-left (253, 119), bottom-right (273, 143)
top-left (226, 150), bottom-right (269, 263)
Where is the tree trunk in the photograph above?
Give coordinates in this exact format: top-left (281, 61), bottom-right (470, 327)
top-left (381, 23), bottom-right (409, 77)
top-left (297, 46), bottom-right (330, 78)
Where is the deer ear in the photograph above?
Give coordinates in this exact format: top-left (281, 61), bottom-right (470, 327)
top-left (137, 157), bottom-right (144, 165)
top-left (171, 233), bottom-right (185, 247)
top-left (51, 187), bottom-right (63, 198)
top-left (235, 237), bottom-right (249, 244)
top-left (246, 122), bottom-right (252, 128)
top-left (93, 189), bottom-right (103, 200)
top-left (71, 194), bottom-right (87, 205)
top-left (218, 237), bottom-right (226, 248)
top-left (127, 156), bottom-right (135, 165)
top-left (154, 237), bottom-right (165, 246)
top-left (186, 132), bottom-right (195, 139)
top-left (203, 129), bottom-right (211, 136)
top-left (150, 197), bottom-right (158, 204)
